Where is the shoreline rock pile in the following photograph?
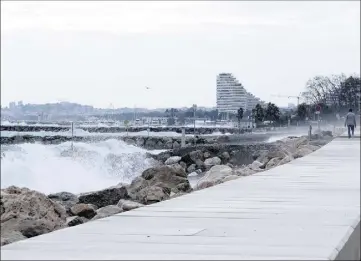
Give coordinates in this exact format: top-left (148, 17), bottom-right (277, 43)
top-left (0, 132), bottom-right (334, 247)
top-left (0, 125), bottom-right (242, 135)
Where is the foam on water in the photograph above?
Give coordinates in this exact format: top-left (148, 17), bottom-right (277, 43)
top-left (1, 139), bottom-right (158, 195)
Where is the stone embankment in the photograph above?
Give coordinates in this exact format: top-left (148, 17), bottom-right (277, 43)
top-left (1, 133), bottom-right (275, 149)
top-left (1, 125), bottom-right (243, 134)
top-left (1, 135), bottom-right (213, 150)
top-left (0, 132), bottom-right (334, 247)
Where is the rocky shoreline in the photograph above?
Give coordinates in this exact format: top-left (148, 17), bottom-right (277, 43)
top-left (1, 125), bottom-right (245, 134)
top-left (0, 132), bottom-right (334, 247)
top-left (1, 135), bottom-right (214, 150)
top-left (1, 132), bottom-right (277, 149)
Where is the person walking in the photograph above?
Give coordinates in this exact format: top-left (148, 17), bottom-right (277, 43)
top-left (344, 108), bottom-right (357, 138)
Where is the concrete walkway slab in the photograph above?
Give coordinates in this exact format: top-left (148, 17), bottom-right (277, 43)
top-left (1, 137), bottom-right (360, 260)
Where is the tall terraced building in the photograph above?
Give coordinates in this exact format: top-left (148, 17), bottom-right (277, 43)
top-left (216, 73), bottom-right (248, 115)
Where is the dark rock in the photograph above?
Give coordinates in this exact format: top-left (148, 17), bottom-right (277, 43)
top-left (137, 186), bottom-right (169, 204)
top-left (66, 216), bottom-right (88, 227)
top-left (140, 165), bottom-right (190, 193)
top-left (187, 164), bottom-right (196, 173)
top-left (127, 165), bottom-right (191, 204)
top-left (70, 204), bottom-right (97, 219)
top-left (195, 159), bottom-right (206, 171)
top-left (203, 151), bottom-right (211, 159)
top-left (189, 150), bottom-right (204, 163)
top-left (78, 186), bottom-right (129, 208)
top-left (18, 219), bottom-right (55, 238)
top-left (173, 141), bottom-right (180, 149)
top-left (179, 161), bottom-right (187, 170)
top-left (48, 192), bottom-right (79, 215)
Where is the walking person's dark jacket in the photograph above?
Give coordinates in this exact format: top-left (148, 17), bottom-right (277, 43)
top-left (345, 112), bottom-right (357, 127)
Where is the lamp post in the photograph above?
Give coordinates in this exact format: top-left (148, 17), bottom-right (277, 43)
top-left (193, 104), bottom-right (197, 138)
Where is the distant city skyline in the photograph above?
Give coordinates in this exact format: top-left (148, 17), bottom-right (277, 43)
top-left (1, 1), bottom-right (360, 108)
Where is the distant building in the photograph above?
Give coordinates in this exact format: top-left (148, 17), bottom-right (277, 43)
top-left (9, 102), bottom-right (16, 110)
top-left (288, 103), bottom-right (296, 110)
top-left (216, 73), bottom-right (263, 115)
top-left (246, 92), bottom-right (263, 111)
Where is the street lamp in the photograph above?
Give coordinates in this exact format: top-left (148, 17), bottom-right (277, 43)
top-left (193, 104), bottom-right (197, 137)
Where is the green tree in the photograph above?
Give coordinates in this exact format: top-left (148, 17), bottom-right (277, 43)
top-left (265, 102), bottom-right (281, 124)
top-left (297, 103), bottom-right (308, 121)
top-left (252, 104), bottom-right (265, 123)
top-left (339, 76), bottom-right (361, 110)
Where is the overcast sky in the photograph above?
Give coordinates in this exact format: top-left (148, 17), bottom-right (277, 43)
top-left (1, 1), bottom-right (360, 109)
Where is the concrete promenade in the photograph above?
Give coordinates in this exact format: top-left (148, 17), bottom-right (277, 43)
top-left (1, 136), bottom-right (360, 260)
top-left (340, 128), bottom-right (360, 138)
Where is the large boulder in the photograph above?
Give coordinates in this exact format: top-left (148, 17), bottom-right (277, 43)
top-left (196, 180), bottom-right (216, 190)
top-left (220, 151), bottom-right (230, 162)
top-left (204, 157), bottom-right (221, 168)
top-left (124, 138), bottom-right (136, 146)
top-left (1, 231), bottom-right (26, 246)
top-left (234, 167), bottom-right (258, 176)
top-left (278, 155), bottom-right (294, 166)
top-left (140, 165), bottom-right (191, 194)
top-left (136, 137), bottom-right (145, 147)
top-left (179, 161), bottom-right (187, 171)
top-left (126, 177), bottom-right (150, 201)
top-left (117, 199), bottom-right (144, 211)
top-left (309, 139), bottom-right (330, 147)
top-left (203, 151), bottom-right (211, 159)
top-left (194, 159), bottom-right (206, 171)
top-left (1, 186), bottom-right (67, 245)
top-left (92, 205), bottom-right (123, 220)
top-left (127, 166), bottom-right (191, 204)
top-left (137, 186), bottom-right (169, 204)
top-left (145, 139), bottom-right (156, 149)
top-left (173, 141), bottom-right (180, 149)
top-left (165, 156), bottom-right (181, 165)
top-left (66, 216), bottom-right (88, 227)
top-left (187, 164), bottom-right (196, 173)
top-left (266, 157), bottom-right (282, 169)
top-left (299, 144), bottom-right (320, 152)
top-left (165, 141), bottom-right (173, 149)
top-left (222, 175), bottom-right (240, 182)
top-left (70, 203), bottom-right (97, 219)
top-left (293, 147), bottom-right (313, 159)
top-left (189, 150), bottom-right (204, 163)
top-left (254, 150), bottom-right (271, 165)
top-left (249, 160), bottom-right (264, 170)
top-left (78, 185), bottom-right (129, 209)
top-left (48, 191), bottom-right (79, 215)
top-left (196, 165), bottom-right (233, 188)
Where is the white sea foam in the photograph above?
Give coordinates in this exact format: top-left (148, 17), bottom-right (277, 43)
top-left (0, 139), bottom-right (159, 195)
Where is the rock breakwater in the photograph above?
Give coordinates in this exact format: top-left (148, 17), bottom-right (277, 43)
top-left (0, 132), bottom-right (334, 247)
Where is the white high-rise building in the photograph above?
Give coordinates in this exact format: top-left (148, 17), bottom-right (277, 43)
top-left (216, 73), bottom-right (247, 114)
top-left (245, 92), bottom-right (263, 111)
top-left (216, 73), bottom-right (263, 114)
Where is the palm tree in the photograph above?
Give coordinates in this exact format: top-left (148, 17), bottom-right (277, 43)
top-left (236, 107), bottom-right (244, 133)
top-left (252, 104), bottom-right (265, 123)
